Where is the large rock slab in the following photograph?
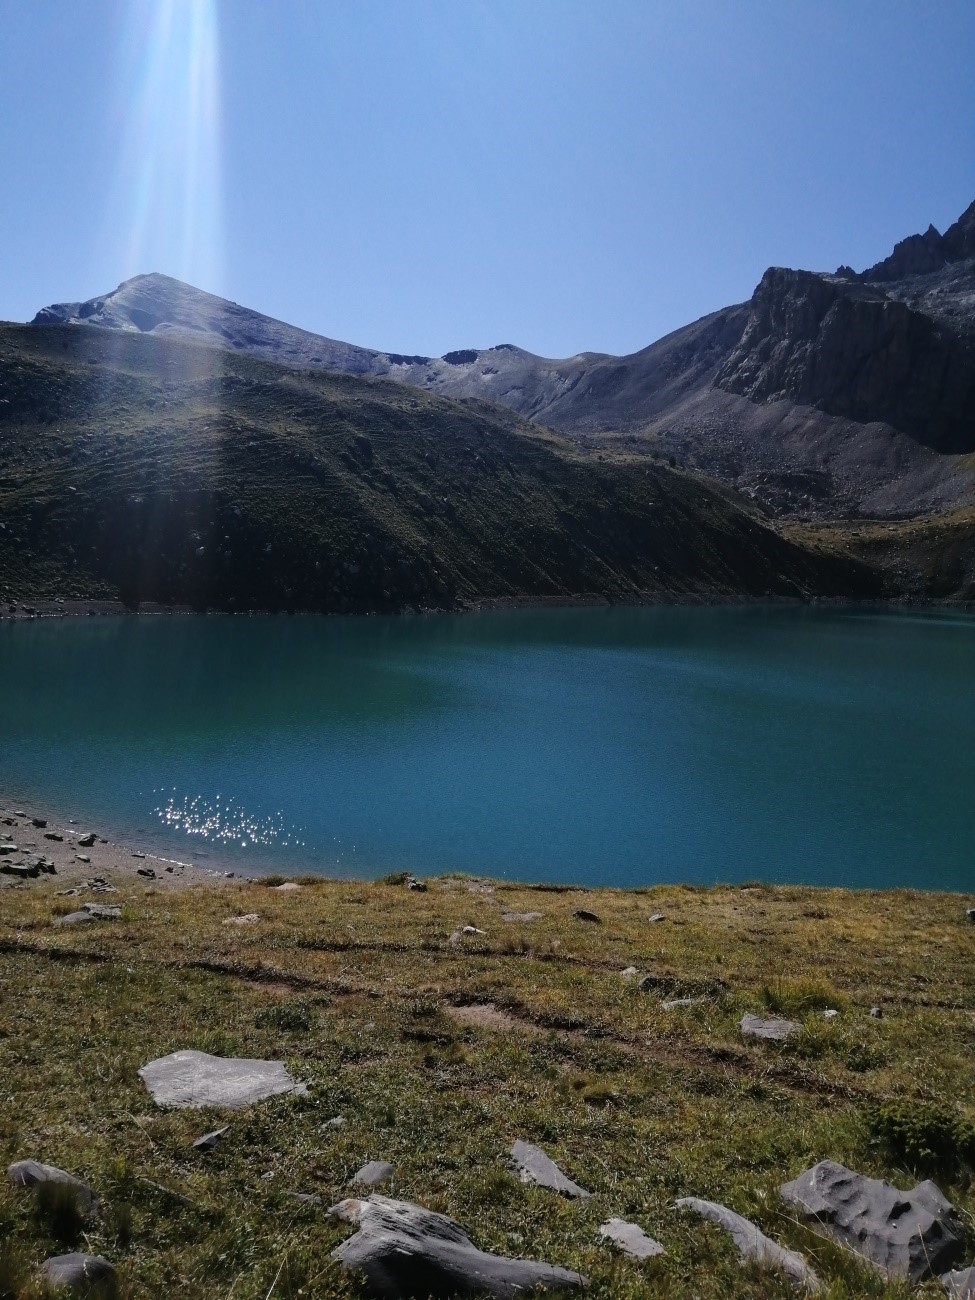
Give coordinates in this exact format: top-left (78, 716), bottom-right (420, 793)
top-left (510, 1140), bottom-right (590, 1198)
top-left (8, 1159), bottom-right (96, 1212)
top-left (677, 1197), bottom-right (821, 1291)
top-left (780, 1159), bottom-right (964, 1282)
top-left (41, 1253), bottom-right (115, 1290)
top-left (330, 1194), bottom-right (587, 1297)
top-left (741, 1013), bottom-right (801, 1042)
top-left (138, 1050), bottom-right (307, 1109)
top-left (598, 1217), bottom-right (665, 1259)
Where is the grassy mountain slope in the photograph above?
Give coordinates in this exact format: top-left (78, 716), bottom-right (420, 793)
top-left (0, 323), bottom-right (873, 612)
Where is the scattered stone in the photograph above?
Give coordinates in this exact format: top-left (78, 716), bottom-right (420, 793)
top-left (678, 1197), bottom-right (821, 1291)
top-left (351, 1160), bottom-right (395, 1187)
top-left (132, 852), bottom-right (146, 859)
top-left (287, 1191), bottom-right (323, 1205)
top-left (620, 966), bottom-right (639, 980)
top-left (323, 1115), bottom-right (347, 1129)
top-left (2, 863), bottom-right (39, 879)
top-left (510, 1140), bottom-right (590, 1198)
top-left (8, 1160), bottom-right (96, 1212)
top-left (648, 913), bottom-right (666, 923)
top-left (662, 997), bottom-right (705, 1011)
top-left (0, 843), bottom-right (19, 856)
top-left (780, 1159), bottom-right (964, 1283)
top-left (741, 1013), bottom-right (800, 1043)
top-left (599, 1217), bottom-right (665, 1259)
top-left (869, 1006), bottom-right (883, 1018)
top-left (192, 1126), bottom-right (229, 1152)
top-left (406, 875), bottom-right (427, 892)
top-left (138, 1050), bottom-right (308, 1108)
top-left (501, 911), bottom-right (544, 922)
top-left (137, 867), bottom-right (156, 878)
top-left (449, 925), bottom-right (487, 944)
top-left (223, 913), bottom-right (260, 926)
top-left (82, 903), bottom-right (121, 920)
top-left (41, 1253), bottom-right (115, 1291)
top-left (966, 909), bottom-right (975, 924)
top-left (75, 855), bottom-right (90, 864)
top-left (31, 817), bottom-right (47, 828)
top-left (77, 833), bottom-right (97, 848)
top-left (330, 1194), bottom-right (587, 1297)
top-left (823, 1008), bottom-right (839, 1019)
top-left (54, 910), bottom-right (97, 927)
top-left (573, 909), bottom-right (601, 924)
top-left (943, 1265), bottom-right (975, 1297)
top-left (44, 832), bottom-right (64, 841)
top-left (273, 881), bottom-right (301, 892)
top-left (13, 810), bottom-right (25, 817)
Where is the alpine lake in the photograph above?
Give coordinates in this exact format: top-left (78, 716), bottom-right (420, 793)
top-left (2, 604), bottom-right (973, 891)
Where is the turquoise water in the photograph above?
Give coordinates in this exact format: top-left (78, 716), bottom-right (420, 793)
top-left (1, 606), bottom-right (974, 889)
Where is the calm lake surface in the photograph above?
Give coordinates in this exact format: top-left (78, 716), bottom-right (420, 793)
top-left (2, 606), bottom-right (974, 890)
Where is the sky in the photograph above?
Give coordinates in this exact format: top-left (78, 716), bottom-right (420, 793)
top-left (2, 0), bottom-right (973, 358)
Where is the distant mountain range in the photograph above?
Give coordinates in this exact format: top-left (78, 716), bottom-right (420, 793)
top-left (34, 200), bottom-right (975, 521)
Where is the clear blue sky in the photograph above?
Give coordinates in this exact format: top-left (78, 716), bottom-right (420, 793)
top-left (2, 0), bottom-right (973, 357)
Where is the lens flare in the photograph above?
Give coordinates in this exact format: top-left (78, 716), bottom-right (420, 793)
top-left (110, 0), bottom-right (224, 290)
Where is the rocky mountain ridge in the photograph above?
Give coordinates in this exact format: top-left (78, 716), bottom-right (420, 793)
top-left (29, 201), bottom-right (975, 519)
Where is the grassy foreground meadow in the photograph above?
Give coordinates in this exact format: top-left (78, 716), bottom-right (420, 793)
top-left (2, 869), bottom-right (975, 1298)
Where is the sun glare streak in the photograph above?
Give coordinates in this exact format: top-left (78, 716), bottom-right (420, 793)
top-left (111, 0), bottom-right (224, 291)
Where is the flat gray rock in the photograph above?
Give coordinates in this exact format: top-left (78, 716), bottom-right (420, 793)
top-left (54, 910), bottom-right (97, 926)
top-left (330, 1194), bottom-right (586, 1297)
top-left (8, 1160), bottom-right (96, 1212)
top-left (82, 903), bottom-right (121, 920)
top-left (41, 1253), bottom-right (115, 1290)
top-left (138, 1049), bottom-right (307, 1109)
top-left (678, 1197), bottom-right (821, 1291)
top-left (510, 1140), bottom-right (589, 1198)
top-left (741, 1012), bottom-right (801, 1042)
top-left (662, 997), bottom-right (705, 1011)
top-left (780, 1159), bottom-right (964, 1283)
top-left (352, 1160), bottom-right (395, 1186)
top-left (943, 1265), bottom-right (975, 1297)
top-left (598, 1217), bottom-right (665, 1259)
top-left (192, 1126), bottom-right (229, 1152)
top-left (501, 911), bottom-right (544, 923)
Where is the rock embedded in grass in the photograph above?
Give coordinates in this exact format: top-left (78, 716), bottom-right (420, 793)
top-left (573, 909), bottom-right (601, 924)
top-left (330, 1194), bottom-right (587, 1297)
top-left (677, 1197), bottom-right (821, 1291)
top-left (8, 1160), bottom-right (96, 1213)
top-left (662, 997), bottom-right (706, 1011)
top-left (501, 911), bottom-right (544, 922)
top-left (351, 1160), bottom-right (395, 1187)
top-left (740, 1012), bottom-right (800, 1042)
top-left (192, 1126), bottom-right (229, 1152)
top-left (598, 1217), bottom-right (665, 1258)
top-left (779, 1159), bottom-right (964, 1283)
top-left (510, 1140), bottom-right (590, 1198)
top-left (943, 1265), bottom-right (975, 1297)
top-left (138, 1049), bottom-right (308, 1108)
top-left (41, 1252), bottom-right (115, 1291)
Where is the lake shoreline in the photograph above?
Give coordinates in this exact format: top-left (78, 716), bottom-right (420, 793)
top-left (3, 590), bottom-right (975, 624)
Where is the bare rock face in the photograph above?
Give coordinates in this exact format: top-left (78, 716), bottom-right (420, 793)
top-left (677, 1197), bottom-right (821, 1291)
top-left (138, 1050), bottom-right (307, 1108)
top-left (41, 1253), bottom-right (116, 1290)
top-left (715, 264), bottom-right (975, 455)
top-left (779, 1159), bottom-right (964, 1282)
top-left (510, 1140), bottom-right (590, 1198)
top-left (8, 1160), bottom-right (96, 1212)
top-left (329, 1194), bottom-right (587, 1298)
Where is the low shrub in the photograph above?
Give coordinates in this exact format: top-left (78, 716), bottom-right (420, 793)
top-left (865, 1102), bottom-right (975, 1179)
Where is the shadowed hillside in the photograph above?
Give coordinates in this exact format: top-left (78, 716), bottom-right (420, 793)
top-left (0, 323), bottom-right (872, 611)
